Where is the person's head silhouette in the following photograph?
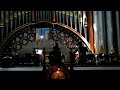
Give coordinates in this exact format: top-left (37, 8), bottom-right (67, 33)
top-left (53, 42), bottom-right (60, 52)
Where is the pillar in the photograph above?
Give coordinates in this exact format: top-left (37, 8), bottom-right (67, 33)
top-left (10, 11), bottom-right (13, 32)
top-left (78, 11), bottom-right (82, 34)
top-left (4, 11), bottom-right (9, 37)
top-left (52, 11), bottom-right (56, 22)
top-left (14, 11), bottom-right (17, 28)
top-left (87, 11), bottom-right (94, 53)
top-left (106, 11), bottom-right (113, 54)
top-left (0, 11), bottom-right (4, 42)
top-left (32, 11), bottom-right (36, 22)
top-left (74, 11), bottom-right (77, 31)
top-left (49, 11), bottom-right (51, 22)
top-left (70, 12), bottom-right (73, 28)
top-left (25, 11), bottom-right (29, 23)
top-left (116, 11), bottom-right (120, 56)
top-left (83, 11), bottom-right (87, 40)
top-left (101, 11), bottom-right (108, 55)
top-left (18, 11), bottom-right (21, 26)
top-left (97, 11), bottom-right (105, 54)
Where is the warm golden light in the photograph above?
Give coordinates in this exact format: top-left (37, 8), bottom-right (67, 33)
top-left (56, 71), bottom-right (59, 74)
top-left (58, 68), bottom-right (60, 70)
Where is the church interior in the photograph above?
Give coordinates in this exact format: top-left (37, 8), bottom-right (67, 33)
top-left (0, 11), bottom-right (120, 80)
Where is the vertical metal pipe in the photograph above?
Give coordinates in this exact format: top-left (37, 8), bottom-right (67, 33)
top-left (116, 11), bottom-right (120, 57)
top-left (5, 11), bottom-right (9, 36)
top-left (76, 11), bottom-right (79, 32)
top-left (72, 11), bottom-right (75, 29)
top-left (68, 11), bottom-right (71, 26)
top-left (106, 11), bottom-right (113, 54)
top-left (10, 11), bottom-right (13, 32)
top-left (87, 11), bottom-right (94, 53)
top-left (3, 11), bottom-right (6, 38)
top-left (0, 11), bottom-right (4, 41)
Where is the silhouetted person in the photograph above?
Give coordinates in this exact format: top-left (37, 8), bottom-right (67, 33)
top-left (69, 48), bottom-right (75, 70)
top-left (109, 52), bottom-right (117, 64)
top-left (97, 53), bottom-right (107, 64)
top-left (49, 42), bottom-right (63, 66)
top-left (75, 41), bottom-right (88, 65)
top-left (86, 51), bottom-right (95, 63)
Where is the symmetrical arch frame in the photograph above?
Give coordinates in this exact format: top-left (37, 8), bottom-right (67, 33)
top-left (0, 21), bottom-right (90, 53)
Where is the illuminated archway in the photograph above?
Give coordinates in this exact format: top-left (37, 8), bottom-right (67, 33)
top-left (0, 21), bottom-right (90, 53)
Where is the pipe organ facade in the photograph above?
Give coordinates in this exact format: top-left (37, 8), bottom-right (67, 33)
top-left (0, 11), bottom-right (120, 57)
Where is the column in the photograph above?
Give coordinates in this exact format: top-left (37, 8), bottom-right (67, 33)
top-left (72, 11), bottom-right (75, 29)
top-left (83, 11), bottom-right (88, 40)
top-left (27, 11), bottom-right (30, 23)
top-left (16, 11), bottom-right (19, 27)
top-left (111, 11), bottom-right (118, 54)
top-left (60, 11), bottom-right (63, 23)
top-left (45, 11), bottom-right (48, 21)
top-left (32, 11), bottom-right (36, 22)
top-left (59, 11), bottom-right (61, 23)
top-left (87, 11), bottom-right (94, 53)
top-left (68, 11), bottom-right (71, 26)
top-left (52, 11), bottom-right (56, 22)
top-left (24, 11), bottom-right (26, 24)
top-left (36, 11), bottom-right (38, 21)
top-left (3, 11), bottom-right (6, 38)
top-left (93, 11), bottom-right (107, 54)
top-left (0, 11), bottom-right (4, 41)
top-left (48, 11), bottom-right (51, 21)
top-left (57, 11), bottom-right (60, 22)
top-left (45, 11), bottom-right (47, 20)
top-left (38, 11), bottom-right (40, 21)
top-left (18, 11), bottom-right (21, 26)
top-left (20, 11), bottom-right (23, 25)
top-left (41, 11), bottom-right (43, 20)
top-left (97, 11), bottom-right (105, 53)
top-left (8, 11), bottom-right (11, 34)
top-left (0, 26), bottom-right (4, 42)
top-left (49, 11), bottom-right (51, 21)
top-left (25, 11), bottom-right (29, 23)
top-left (76, 11), bottom-right (80, 32)
top-left (29, 11), bottom-right (32, 22)
top-left (47, 11), bottom-right (50, 21)
top-left (5, 11), bottom-right (9, 36)
top-left (70, 11), bottom-right (73, 28)
top-left (10, 11), bottom-right (13, 31)
top-left (62, 11), bottom-right (65, 24)
top-left (22, 11), bottom-right (25, 25)
top-left (93, 11), bottom-right (99, 54)
top-left (102, 11), bottom-right (109, 55)
top-left (14, 11), bottom-right (17, 28)
top-left (106, 11), bottom-right (113, 54)
top-left (116, 11), bottom-right (120, 56)
top-left (66, 11), bottom-right (69, 25)
top-left (78, 11), bottom-right (82, 34)
top-left (41, 11), bottom-right (43, 21)
top-left (74, 11), bottom-right (77, 31)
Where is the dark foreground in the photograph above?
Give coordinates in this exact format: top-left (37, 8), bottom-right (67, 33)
top-left (0, 70), bottom-right (120, 81)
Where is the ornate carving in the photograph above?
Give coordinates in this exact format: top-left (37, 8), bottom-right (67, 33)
top-left (49, 25), bottom-right (81, 49)
top-left (1, 26), bottom-right (36, 53)
top-left (0, 22), bottom-right (90, 53)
